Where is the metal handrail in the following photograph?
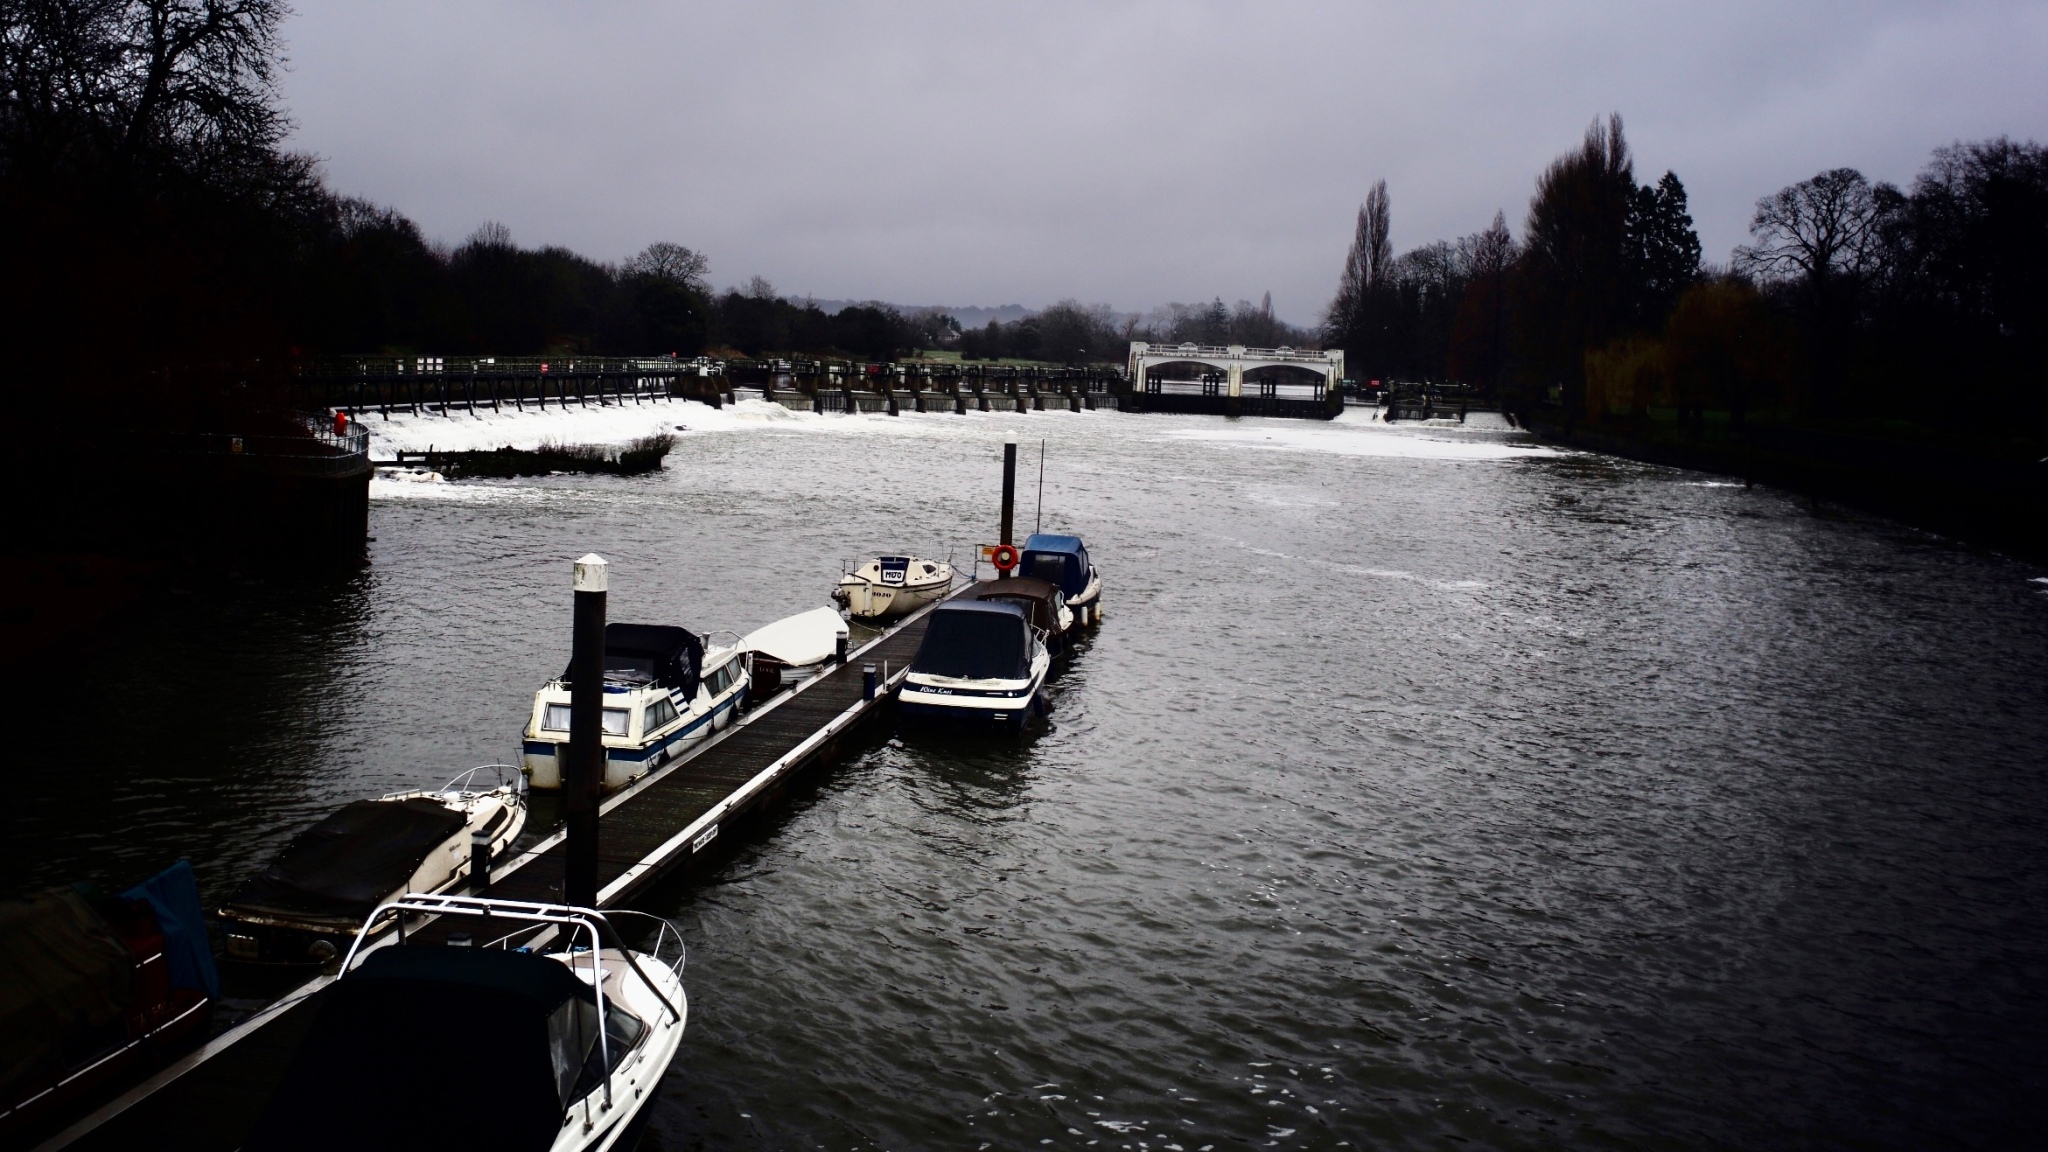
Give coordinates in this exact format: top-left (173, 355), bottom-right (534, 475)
top-left (600, 910), bottom-right (687, 976)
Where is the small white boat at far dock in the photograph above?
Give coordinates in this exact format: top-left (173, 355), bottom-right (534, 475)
top-left (833, 555), bottom-right (954, 620)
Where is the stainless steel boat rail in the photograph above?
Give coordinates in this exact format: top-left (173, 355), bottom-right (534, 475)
top-left (378, 763), bottom-right (526, 803)
top-left (598, 909), bottom-right (686, 976)
top-left (335, 894), bottom-right (683, 1112)
top-left (439, 763), bottom-right (522, 795)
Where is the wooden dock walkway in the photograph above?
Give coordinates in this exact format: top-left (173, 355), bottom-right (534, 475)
top-left (37, 602), bottom-right (939, 1152)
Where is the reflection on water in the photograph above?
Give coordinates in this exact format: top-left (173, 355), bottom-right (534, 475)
top-left (13, 404), bottom-right (2048, 1150)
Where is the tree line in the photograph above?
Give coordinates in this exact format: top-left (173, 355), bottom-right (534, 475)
top-left (1323, 115), bottom-right (2048, 446)
top-left (956, 294), bottom-right (1315, 363)
top-left (0, 0), bottom-right (981, 438)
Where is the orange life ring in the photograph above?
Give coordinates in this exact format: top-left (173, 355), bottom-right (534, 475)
top-left (991, 544), bottom-right (1020, 572)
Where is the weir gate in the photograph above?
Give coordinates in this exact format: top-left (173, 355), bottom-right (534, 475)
top-left (295, 347), bottom-right (1344, 422)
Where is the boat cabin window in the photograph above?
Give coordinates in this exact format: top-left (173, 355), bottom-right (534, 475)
top-left (540, 705), bottom-right (630, 735)
top-left (704, 660), bottom-right (739, 697)
top-left (643, 698), bottom-right (678, 732)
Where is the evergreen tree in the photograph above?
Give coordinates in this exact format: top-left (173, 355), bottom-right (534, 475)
top-left (1627, 171), bottom-right (1702, 328)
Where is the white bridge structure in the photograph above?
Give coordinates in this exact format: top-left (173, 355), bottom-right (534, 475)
top-left (1127, 342), bottom-right (1345, 397)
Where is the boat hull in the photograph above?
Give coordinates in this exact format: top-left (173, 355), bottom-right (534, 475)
top-left (836, 574), bottom-right (950, 619)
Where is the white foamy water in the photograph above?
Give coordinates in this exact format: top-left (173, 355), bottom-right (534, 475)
top-left (1165, 408), bottom-right (1558, 461)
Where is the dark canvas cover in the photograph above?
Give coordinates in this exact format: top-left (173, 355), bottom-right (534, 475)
top-left (562, 622), bottom-right (703, 695)
top-left (912, 601), bottom-right (1031, 680)
top-left (226, 799), bottom-right (466, 923)
top-left (969, 578), bottom-right (1065, 634)
top-left (0, 888), bottom-right (133, 1101)
top-left (244, 946), bottom-right (590, 1152)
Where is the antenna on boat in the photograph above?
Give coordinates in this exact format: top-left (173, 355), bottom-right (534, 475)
top-left (1034, 439), bottom-right (1046, 535)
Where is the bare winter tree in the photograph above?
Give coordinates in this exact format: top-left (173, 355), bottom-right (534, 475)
top-left (115, 0), bottom-right (289, 162)
top-left (1733, 168), bottom-right (1892, 289)
top-left (622, 241), bottom-right (710, 292)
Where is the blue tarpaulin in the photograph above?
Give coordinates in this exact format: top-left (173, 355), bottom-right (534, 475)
top-left (1022, 533), bottom-right (1092, 600)
top-left (120, 860), bottom-right (219, 998)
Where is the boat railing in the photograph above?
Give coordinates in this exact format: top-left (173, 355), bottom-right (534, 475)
top-left (378, 763), bottom-right (525, 804)
top-left (600, 909), bottom-right (687, 976)
top-left (440, 763), bottom-right (522, 796)
top-left (341, 894), bottom-right (618, 1110)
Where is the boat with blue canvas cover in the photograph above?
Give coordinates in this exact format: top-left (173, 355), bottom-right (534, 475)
top-left (1020, 533), bottom-right (1102, 624)
top-left (523, 622), bottom-right (751, 792)
top-left (897, 600), bottom-right (1050, 731)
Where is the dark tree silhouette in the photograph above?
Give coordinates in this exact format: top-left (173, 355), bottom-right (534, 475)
top-left (1514, 113), bottom-right (1637, 419)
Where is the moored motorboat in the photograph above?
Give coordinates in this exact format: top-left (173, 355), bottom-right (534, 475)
top-left (834, 555), bottom-right (954, 620)
top-left (216, 767), bottom-right (527, 966)
top-left (0, 862), bottom-right (218, 1142)
top-left (243, 894), bottom-right (686, 1152)
top-left (965, 576), bottom-right (1073, 655)
top-left (744, 605), bottom-right (848, 699)
top-left (1020, 533), bottom-right (1102, 624)
top-left (523, 623), bottom-right (751, 791)
top-left (897, 600), bottom-right (1051, 731)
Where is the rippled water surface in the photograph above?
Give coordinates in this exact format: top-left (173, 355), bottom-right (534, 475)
top-left (13, 403), bottom-right (2048, 1150)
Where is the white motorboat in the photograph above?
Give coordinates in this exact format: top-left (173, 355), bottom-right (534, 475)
top-left (833, 555), bottom-right (954, 620)
top-left (523, 623), bottom-right (751, 792)
top-left (216, 766), bottom-right (527, 965)
top-left (897, 600), bottom-right (1052, 731)
top-left (1020, 533), bottom-right (1103, 624)
top-left (743, 605), bottom-right (848, 697)
top-left (243, 895), bottom-right (687, 1152)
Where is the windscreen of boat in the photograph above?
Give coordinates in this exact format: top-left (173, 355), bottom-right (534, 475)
top-left (244, 946), bottom-right (595, 1152)
top-left (911, 605), bottom-right (1030, 681)
top-left (225, 799), bottom-right (466, 920)
top-left (561, 623), bottom-right (703, 694)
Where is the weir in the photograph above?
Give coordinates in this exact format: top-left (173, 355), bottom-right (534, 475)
top-left (296, 348), bottom-right (1345, 423)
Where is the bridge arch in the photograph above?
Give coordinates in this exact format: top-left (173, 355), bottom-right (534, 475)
top-left (1128, 342), bottom-right (1345, 398)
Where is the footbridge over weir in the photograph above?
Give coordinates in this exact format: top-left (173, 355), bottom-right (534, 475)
top-left (1125, 342), bottom-right (1346, 419)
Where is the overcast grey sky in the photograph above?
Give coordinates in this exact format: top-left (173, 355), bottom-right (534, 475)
top-left (282, 1), bottom-right (2048, 324)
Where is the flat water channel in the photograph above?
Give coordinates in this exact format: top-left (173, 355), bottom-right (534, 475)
top-left (11, 403), bottom-right (2048, 1150)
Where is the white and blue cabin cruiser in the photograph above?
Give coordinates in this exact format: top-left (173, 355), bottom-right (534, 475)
top-left (898, 600), bottom-right (1050, 731)
top-left (523, 623), bottom-right (750, 792)
top-left (1020, 533), bottom-right (1102, 624)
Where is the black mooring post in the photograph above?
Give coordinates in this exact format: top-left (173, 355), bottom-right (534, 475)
top-left (470, 829), bottom-right (491, 894)
top-left (565, 553), bottom-right (607, 909)
top-left (1000, 442), bottom-right (1017, 578)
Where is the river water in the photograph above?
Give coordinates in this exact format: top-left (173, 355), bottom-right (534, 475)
top-left (12, 402), bottom-right (2048, 1150)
